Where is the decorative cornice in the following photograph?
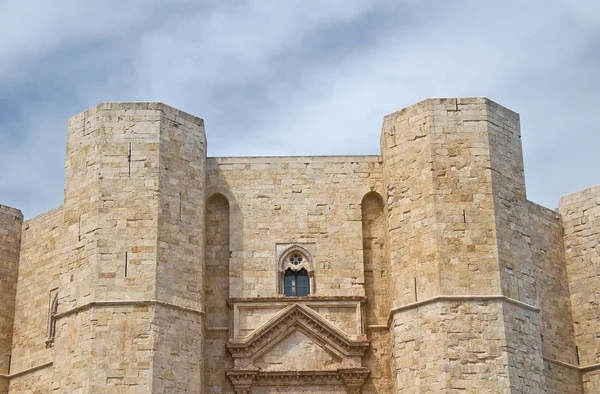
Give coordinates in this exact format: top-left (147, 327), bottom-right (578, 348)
top-left (227, 295), bottom-right (367, 306)
top-left (254, 370), bottom-right (342, 386)
top-left (387, 295), bottom-right (539, 326)
top-left (339, 367), bottom-right (371, 394)
top-left (227, 368), bottom-right (369, 392)
top-left (226, 370), bottom-right (257, 394)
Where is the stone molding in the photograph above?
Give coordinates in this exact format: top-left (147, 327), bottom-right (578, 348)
top-left (227, 295), bottom-right (367, 305)
top-left (387, 294), bottom-right (540, 326)
top-left (542, 357), bottom-right (600, 373)
top-left (0, 361), bottom-right (53, 380)
top-left (581, 363), bottom-right (600, 373)
top-left (205, 326), bottom-right (229, 332)
top-left (227, 368), bottom-right (369, 394)
top-left (53, 299), bottom-right (204, 321)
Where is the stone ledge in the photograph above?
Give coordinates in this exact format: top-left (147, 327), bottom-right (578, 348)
top-left (581, 363), bottom-right (600, 373)
top-left (206, 326), bottom-right (229, 331)
top-left (227, 296), bottom-right (367, 306)
top-left (55, 299), bottom-right (204, 320)
top-left (543, 357), bottom-right (600, 373)
top-left (387, 294), bottom-right (540, 326)
top-left (0, 361), bottom-right (53, 380)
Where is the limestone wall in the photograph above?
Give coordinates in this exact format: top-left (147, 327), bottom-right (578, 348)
top-left (361, 192), bottom-right (392, 393)
top-left (526, 202), bottom-right (583, 393)
top-left (485, 102), bottom-right (546, 393)
top-left (382, 98), bottom-right (549, 393)
top-left (2, 97), bottom-right (596, 393)
top-left (51, 103), bottom-right (164, 393)
top-left (206, 155), bottom-right (386, 392)
top-left (206, 155), bottom-right (384, 299)
top-left (559, 185), bottom-right (600, 394)
top-left (204, 194), bottom-right (234, 393)
top-left (7, 102), bottom-right (208, 393)
top-left (381, 99), bottom-right (505, 392)
top-left (153, 103), bottom-right (206, 393)
top-left (0, 205), bottom-right (22, 394)
top-left (8, 206), bottom-right (61, 393)
top-left (381, 101), bottom-right (439, 307)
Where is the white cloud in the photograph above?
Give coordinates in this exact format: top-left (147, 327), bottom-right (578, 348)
top-left (0, 0), bottom-right (599, 217)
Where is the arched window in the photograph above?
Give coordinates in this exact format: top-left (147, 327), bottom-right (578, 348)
top-left (284, 268), bottom-right (310, 296)
top-left (278, 246), bottom-right (315, 296)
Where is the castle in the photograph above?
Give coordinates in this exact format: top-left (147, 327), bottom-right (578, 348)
top-left (0, 98), bottom-right (598, 394)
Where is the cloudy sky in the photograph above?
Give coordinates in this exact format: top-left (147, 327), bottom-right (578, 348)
top-left (0, 0), bottom-right (598, 219)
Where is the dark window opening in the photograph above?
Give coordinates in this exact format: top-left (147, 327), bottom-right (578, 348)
top-left (284, 268), bottom-right (309, 296)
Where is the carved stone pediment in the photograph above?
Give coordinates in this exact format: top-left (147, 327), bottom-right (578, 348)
top-left (227, 303), bottom-right (368, 361)
top-left (226, 303), bottom-right (369, 393)
top-left (254, 330), bottom-right (342, 371)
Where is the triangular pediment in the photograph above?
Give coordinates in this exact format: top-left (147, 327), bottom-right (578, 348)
top-left (254, 330), bottom-right (342, 371)
top-left (226, 303), bottom-right (371, 393)
top-left (227, 303), bottom-right (369, 361)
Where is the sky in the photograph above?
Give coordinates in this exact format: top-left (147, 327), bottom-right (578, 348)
top-left (0, 0), bottom-right (599, 219)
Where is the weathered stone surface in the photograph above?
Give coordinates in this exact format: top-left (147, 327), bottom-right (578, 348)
top-left (0, 205), bottom-right (22, 394)
top-left (559, 185), bottom-right (600, 394)
top-left (0, 97), bottom-right (597, 393)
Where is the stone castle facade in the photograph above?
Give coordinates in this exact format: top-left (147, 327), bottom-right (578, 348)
top-left (0, 97), bottom-right (598, 393)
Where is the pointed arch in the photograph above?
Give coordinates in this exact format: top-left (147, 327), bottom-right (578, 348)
top-left (361, 191), bottom-right (388, 324)
top-left (205, 192), bottom-right (233, 392)
top-left (361, 191), bottom-right (392, 391)
top-left (278, 245), bottom-right (315, 296)
top-left (278, 244), bottom-right (314, 273)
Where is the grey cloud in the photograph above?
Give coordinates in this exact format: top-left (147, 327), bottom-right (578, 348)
top-left (0, 0), bottom-right (599, 218)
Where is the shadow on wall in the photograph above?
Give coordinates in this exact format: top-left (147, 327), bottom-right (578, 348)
top-left (204, 178), bottom-right (238, 392)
